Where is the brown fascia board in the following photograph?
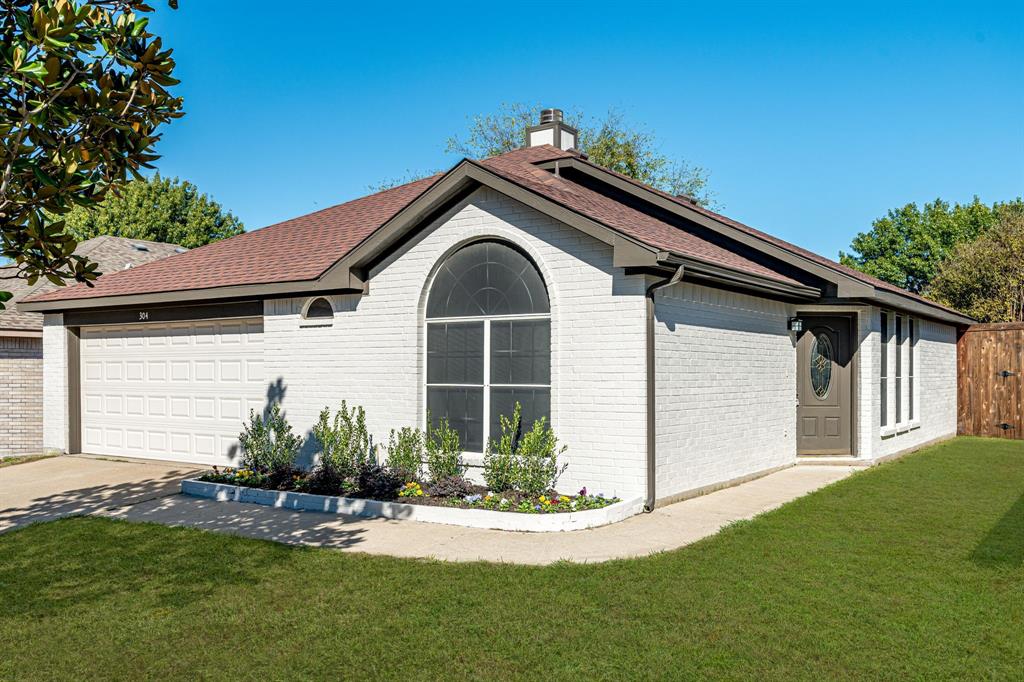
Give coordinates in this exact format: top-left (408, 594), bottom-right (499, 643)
top-left (538, 157), bottom-right (875, 298)
top-left (867, 290), bottom-right (975, 327)
top-left (16, 279), bottom-right (359, 313)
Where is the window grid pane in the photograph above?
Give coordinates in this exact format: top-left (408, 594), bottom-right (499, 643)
top-left (490, 319), bottom-right (551, 385)
top-left (880, 312), bottom-right (888, 427)
top-left (427, 322), bottom-right (484, 385)
top-left (427, 387), bottom-right (484, 453)
top-left (489, 387), bottom-right (551, 446)
top-left (909, 318), bottom-right (915, 421)
top-left (895, 315), bottom-right (903, 424)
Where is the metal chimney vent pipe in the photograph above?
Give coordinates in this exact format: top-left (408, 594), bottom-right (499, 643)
top-left (539, 108), bottom-right (563, 124)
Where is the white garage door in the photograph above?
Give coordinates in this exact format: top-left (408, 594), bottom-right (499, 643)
top-left (80, 318), bottom-right (265, 465)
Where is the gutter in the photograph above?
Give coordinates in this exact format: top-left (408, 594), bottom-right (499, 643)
top-left (645, 264), bottom-right (685, 512)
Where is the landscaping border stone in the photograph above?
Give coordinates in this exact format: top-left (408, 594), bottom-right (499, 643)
top-left (181, 479), bottom-right (643, 532)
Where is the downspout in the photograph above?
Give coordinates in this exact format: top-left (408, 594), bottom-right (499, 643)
top-left (645, 265), bottom-right (684, 512)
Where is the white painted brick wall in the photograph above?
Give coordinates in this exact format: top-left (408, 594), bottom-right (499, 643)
top-left (42, 314), bottom-right (68, 454)
top-left (264, 188), bottom-right (649, 498)
top-left (654, 282), bottom-right (796, 500)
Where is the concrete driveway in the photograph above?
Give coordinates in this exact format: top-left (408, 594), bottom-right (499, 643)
top-left (0, 455), bottom-right (200, 532)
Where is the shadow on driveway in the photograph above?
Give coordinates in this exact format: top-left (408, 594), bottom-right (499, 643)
top-left (0, 456), bottom-right (198, 533)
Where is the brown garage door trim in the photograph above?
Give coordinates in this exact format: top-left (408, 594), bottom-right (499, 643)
top-left (64, 300), bottom-right (263, 327)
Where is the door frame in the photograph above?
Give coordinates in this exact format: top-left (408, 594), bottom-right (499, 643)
top-left (795, 311), bottom-right (860, 458)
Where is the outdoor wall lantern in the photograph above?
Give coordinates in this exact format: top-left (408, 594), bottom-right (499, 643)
top-left (788, 317), bottom-right (804, 333)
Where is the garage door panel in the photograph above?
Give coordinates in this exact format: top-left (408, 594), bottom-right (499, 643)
top-left (80, 318), bottom-right (264, 464)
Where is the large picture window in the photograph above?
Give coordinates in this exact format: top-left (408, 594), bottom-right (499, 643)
top-left (425, 241), bottom-right (550, 453)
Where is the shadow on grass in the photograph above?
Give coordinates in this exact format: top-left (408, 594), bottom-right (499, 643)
top-left (971, 493), bottom-right (1024, 567)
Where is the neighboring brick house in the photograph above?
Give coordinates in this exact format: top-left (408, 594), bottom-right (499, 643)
top-left (21, 110), bottom-right (973, 508)
top-left (1, 236), bottom-right (184, 455)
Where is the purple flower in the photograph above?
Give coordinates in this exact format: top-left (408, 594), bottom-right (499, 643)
top-left (579, 487), bottom-right (587, 497)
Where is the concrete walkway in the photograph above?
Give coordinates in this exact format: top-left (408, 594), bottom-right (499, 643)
top-left (0, 455), bottom-right (200, 532)
top-left (102, 464), bottom-right (858, 564)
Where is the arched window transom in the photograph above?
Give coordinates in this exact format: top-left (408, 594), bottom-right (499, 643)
top-left (426, 241), bottom-right (549, 318)
top-left (425, 241), bottom-right (550, 453)
top-left (303, 297), bottom-right (334, 320)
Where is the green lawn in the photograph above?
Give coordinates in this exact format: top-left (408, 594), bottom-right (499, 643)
top-left (1, 437), bottom-right (1022, 680)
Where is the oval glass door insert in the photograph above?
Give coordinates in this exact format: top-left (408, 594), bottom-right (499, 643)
top-left (810, 333), bottom-right (833, 399)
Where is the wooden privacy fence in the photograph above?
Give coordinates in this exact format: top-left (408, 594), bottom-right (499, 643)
top-left (958, 323), bottom-right (1024, 439)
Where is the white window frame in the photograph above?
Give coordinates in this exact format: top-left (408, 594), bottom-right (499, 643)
top-left (880, 310), bottom-right (890, 429)
top-left (423, 311), bottom-right (552, 455)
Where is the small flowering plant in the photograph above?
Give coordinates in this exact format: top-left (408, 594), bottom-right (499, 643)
top-left (398, 481), bottom-right (425, 498)
top-left (450, 487), bottom-right (619, 514)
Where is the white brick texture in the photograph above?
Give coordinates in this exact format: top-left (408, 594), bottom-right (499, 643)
top-left (42, 314), bottom-right (68, 454)
top-left (264, 188), bottom-right (649, 498)
top-left (654, 282), bottom-right (796, 500)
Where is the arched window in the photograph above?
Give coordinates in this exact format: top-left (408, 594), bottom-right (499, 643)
top-left (303, 297), bottom-right (334, 320)
top-left (425, 241), bottom-right (550, 453)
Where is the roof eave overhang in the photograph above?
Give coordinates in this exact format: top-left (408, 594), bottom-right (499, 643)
top-left (865, 289), bottom-right (976, 327)
top-left (540, 156), bottom-right (975, 323)
top-left (16, 278), bottom-right (361, 313)
top-left (538, 157), bottom-right (878, 298)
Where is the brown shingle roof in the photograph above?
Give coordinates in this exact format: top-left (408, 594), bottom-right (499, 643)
top-left (26, 175), bottom-right (441, 303)
top-left (24, 145), bottom-right (958, 317)
top-left (478, 150), bottom-right (804, 287)
top-left (1, 236), bottom-right (184, 331)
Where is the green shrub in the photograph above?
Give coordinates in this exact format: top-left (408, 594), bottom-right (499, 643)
top-left (515, 415), bottom-right (568, 496)
top-left (238, 403), bottom-right (302, 479)
top-left (386, 426), bottom-right (424, 481)
top-left (312, 401), bottom-right (373, 480)
top-left (425, 415), bottom-right (466, 482)
top-left (483, 402), bottom-right (521, 493)
top-left (484, 402), bottom-right (568, 496)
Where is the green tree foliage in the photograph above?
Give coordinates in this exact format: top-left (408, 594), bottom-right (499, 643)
top-left (0, 0), bottom-right (183, 308)
top-left (839, 198), bottom-right (1023, 293)
top-left (63, 174), bottom-right (242, 247)
top-left (930, 204), bottom-right (1024, 322)
top-left (444, 103), bottom-right (715, 206)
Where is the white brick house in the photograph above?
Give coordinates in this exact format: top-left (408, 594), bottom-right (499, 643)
top-left (22, 111), bottom-right (972, 507)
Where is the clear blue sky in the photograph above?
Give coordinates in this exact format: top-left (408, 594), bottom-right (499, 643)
top-left (146, 0), bottom-right (1023, 260)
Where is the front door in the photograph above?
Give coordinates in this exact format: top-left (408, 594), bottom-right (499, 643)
top-left (797, 315), bottom-right (853, 455)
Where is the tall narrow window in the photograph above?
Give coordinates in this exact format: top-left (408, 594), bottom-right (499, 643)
top-left (425, 241), bottom-right (550, 453)
top-left (908, 318), bottom-right (916, 421)
top-left (895, 314), bottom-right (904, 424)
top-left (880, 311), bottom-right (889, 427)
